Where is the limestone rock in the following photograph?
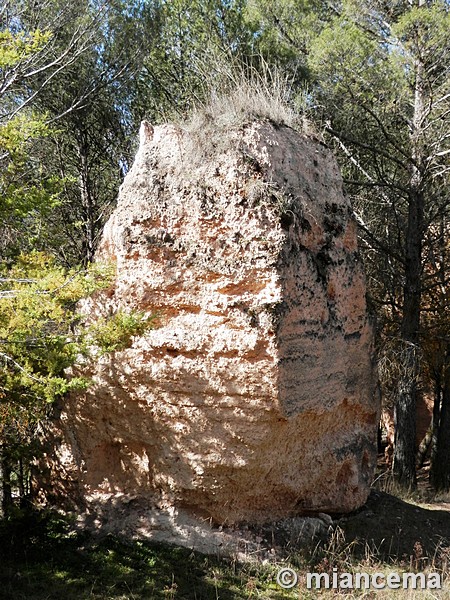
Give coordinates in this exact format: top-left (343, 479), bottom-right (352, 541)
top-left (44, 120), bottom-right (378, 524)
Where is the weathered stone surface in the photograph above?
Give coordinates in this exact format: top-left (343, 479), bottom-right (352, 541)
top-left (43, 120), bottom-right (378, 524)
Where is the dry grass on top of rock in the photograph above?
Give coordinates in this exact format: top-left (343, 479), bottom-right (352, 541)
top-left (179, 66), bottom-right (308, 172)
top-left (187, 68), bottom-right (301, 131)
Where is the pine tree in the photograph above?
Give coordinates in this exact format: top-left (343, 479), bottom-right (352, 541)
top-left (306, 0), bottom-right (450, 489)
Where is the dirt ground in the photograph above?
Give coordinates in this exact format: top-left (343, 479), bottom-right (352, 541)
top-left (68, 457), bottom-right (450, 570)
top-left (335, 461), bottom-right (450, 568)
top-left (338, 489), bottom-right (450, 564)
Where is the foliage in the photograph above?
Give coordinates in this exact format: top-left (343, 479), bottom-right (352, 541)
top-left (0, 2), bottom-right (101, 121)
top-left (0, 1), bottom-right (139, 264)
top-left (0, 114), bottom-right (61, 226)
top-left (0, 29), bottom-right (52, 70)
top-left (245, 0), bottom-right (330, 79)
top-left (0, 253), bottom-right (110, 449)
top-left (304, 0), bottom-right (450, 489)
top-left (135, 0), bottom-right (258, 123)
top-left (0, 252), bottom-right (152, 510)
top-left (91, 310), bottom-right (152, 354)
top-left (26, 0), bottom-right (156, 265)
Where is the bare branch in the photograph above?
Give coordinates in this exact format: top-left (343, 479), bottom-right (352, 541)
top-left (325, 125), bottom-right (408, 171)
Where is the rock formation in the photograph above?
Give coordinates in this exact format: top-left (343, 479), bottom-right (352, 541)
top-left (42, 118), bottom-right (378, 525)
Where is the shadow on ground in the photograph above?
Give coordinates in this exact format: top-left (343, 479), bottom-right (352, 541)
top-left (2, 490), bottom-right (450, 599)
top-left (0, 511), bottom-right (259, 600)
top-left (337, 489), bottom-right (450, 565)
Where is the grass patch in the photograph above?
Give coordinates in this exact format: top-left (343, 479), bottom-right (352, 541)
top-left (1, 499), bottom-right (450, 599)
top-left (0, 510), bottom-right (290, 599)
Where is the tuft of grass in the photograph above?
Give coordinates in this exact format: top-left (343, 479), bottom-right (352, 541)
top-left (285, 523), bottom-right (450, 599)
top-left (169, 63), bottom-right (314, 226)
top-left (178, 61), bottom-right (308, 177)
top-left (186, 67), bottom-right (301, 132)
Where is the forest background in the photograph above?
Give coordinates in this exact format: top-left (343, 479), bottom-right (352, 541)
top-left (1, 0), bottom-right (450, 515)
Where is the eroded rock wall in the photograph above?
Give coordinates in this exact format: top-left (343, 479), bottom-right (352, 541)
top-left (43, 120), bottom-right (378, 524)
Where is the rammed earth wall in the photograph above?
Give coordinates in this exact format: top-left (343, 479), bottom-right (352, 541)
top-left (41, 120), bottom-right (379, 524)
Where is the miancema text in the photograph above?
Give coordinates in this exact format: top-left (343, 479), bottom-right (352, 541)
top-left (307, 569), bottom-right (441, 590)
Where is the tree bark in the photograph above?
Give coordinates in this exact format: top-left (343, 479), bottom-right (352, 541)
top-left (392, 189), bottom-right (424, 489)
top-left (393, 351), bottom-right (419, 489)
top-left (430, 349), bottom-right (450, 491)
top-left (78, 140), bottom-right (96, 264)
top-left (392, 1), bottom-right (427, 489)
top-left (416, 422), bottom-right (432, 469)
top-left (0, 447), bottom-right (13, 517)
top-left (429, 369), bottom-right (442, 482)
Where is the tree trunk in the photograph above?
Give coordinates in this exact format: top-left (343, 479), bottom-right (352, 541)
top-left (78, 141), bottom-right (96, 264)
top-left (416, 422), bottom-right (432, 469)
top-left (392, 190), bottom-right (423, 490)
top-left (392, 4), bottom-right (427, 489)
top-left (0, 447), bottom-right (13, 517)
top-left (393, 354), bottom-right (418, 489)
top-left (430, 349), bottom-right (450, 491)
top-left (429, 370), bottom-right (442, 483)
top-left (0, 450), bottom-right (3, 518)
top-left (18, 457), bottom-right (27, 508)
